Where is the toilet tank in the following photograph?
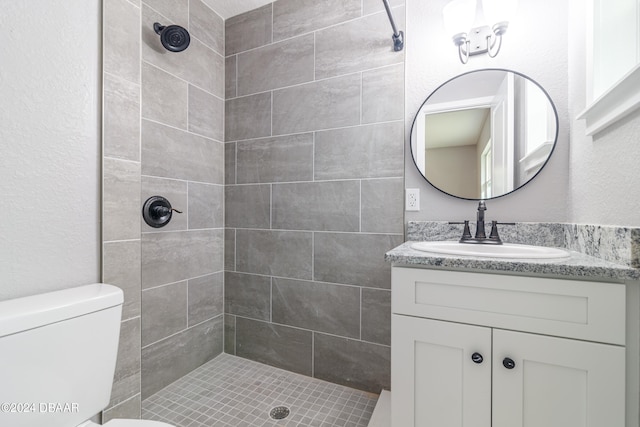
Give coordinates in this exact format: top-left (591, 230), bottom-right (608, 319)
top-left (0, 284), bottom-right (124, 427)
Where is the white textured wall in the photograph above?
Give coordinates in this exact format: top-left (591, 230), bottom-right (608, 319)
top-left (568, 0), bottom-right (640, 227)
top-left (405, 0), bottom-right (570, 223)
top-left (0, 0), bottom-right (101, 300)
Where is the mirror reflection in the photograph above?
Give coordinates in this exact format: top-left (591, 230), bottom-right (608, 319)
top-left (410, 69), bottom-right (558, 200)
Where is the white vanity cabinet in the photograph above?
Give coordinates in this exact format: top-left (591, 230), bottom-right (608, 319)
top-left (391, 267), bottom-right (626, 427)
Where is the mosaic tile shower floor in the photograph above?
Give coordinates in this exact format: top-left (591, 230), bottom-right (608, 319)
top-left (141, 353), bottom-right (379, 427)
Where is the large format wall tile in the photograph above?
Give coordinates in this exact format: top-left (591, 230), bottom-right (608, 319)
top-left (314, 233), bottom-right (403, 289)
top-left (362, 0), bottom-right (404, 15)
top-left (272, 278), bottom-right (360, 338)
top-left (188, 272), bottom-right (224, 326)
top-left (141, 316), bottom-right (223, 399)
top-left (361, 178), bottom-right (404, 234)
top-left (226, 56), bottom-right (237, 99)
top-left (104, 0), bottom-right (140, 84)
top-left (236, 134), bottom-right (313, 184)
top-left (361, 288), bottom-right (391, 346)
top-left (273, 0), bottom-right (361, 41)
top-left (272, 74), bottom-right (361, 135)
top-left (226, 4), bottom-right (272, 55)
top-left (225, 92), bottom-right (272, 141)
top-left (104, 73), bottom-right (140, 161)
top-left (103, 394), bottom-right (141, 423)
top-left (142, 5), bottom-right (224, 97)
top-left (142, 229), bottom-right (224, 288)
top-left (314, 333), bottom-right (390, 393)
top-left (141, 61), bottom-right (188, 129)
top-left (141, 176), bottom-right (188, 232)
top-left (225, 184), bottom-right (271, 229)
top-left (188, 85), bottom-right (224, 141)
top-left (103, 158), bottom-right (141, 242)
top-left (143, 0), bottom-right (188, 27)
top-left (188, 182), bottom-right (224, 229)
top-left (235, 229), bottom-right (312, 280)
top-left (141, 281), bottom-right (188, 346)
top-left (235, 317), bottom-right (312, 376)
top-left (224, 272), bottom-right (271, 321)
top-left (224, 314), bottom-right (236, 355)
top-left (315, 10), bottom-right (405, 79)
top-left (225, 142), bottom-right (236, 184)
top-left (237, 34), bottom-right (314, 96)
top-left (314, 122), bottom-right (404, 180)
top-left (142, 120), bottom-right (224, 184)
top-left (103, 240), bottom-right (141, 320)
top-left (224, 228), bottom-right (235, 271)
top-left (272, 181), bottom-right (360, 232)
top-left (362, 64), bottom-right (405, 124)
top-left (109, 317), bottom-right (141, 407)
top-left (189, 0), bottom-right (224, 55)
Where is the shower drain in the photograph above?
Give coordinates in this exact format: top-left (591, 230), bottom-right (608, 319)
top-left (269, 405), bottom-right (291, 420)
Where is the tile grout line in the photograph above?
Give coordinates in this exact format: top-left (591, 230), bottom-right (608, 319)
top-left (228, 118), bottom-right (404, 144)
top-left (359, 287), bottom-right (363, 340)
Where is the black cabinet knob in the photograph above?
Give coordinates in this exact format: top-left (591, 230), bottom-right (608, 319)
top-left (471, 352), bottom-right (483, 364)
top-left (503, 357), bottom-right (516, 369)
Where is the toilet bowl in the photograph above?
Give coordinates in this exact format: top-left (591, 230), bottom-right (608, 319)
top-left (0, 284), bottom-right (175, 427)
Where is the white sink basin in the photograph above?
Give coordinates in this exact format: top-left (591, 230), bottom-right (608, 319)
top-left (410, 241), bottom-right (571, 259)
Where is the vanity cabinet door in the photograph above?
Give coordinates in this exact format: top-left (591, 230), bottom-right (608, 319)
top-left (492, 329), bottom-right (625, 427)
top-left (392, 314), bottom-right (492, 427)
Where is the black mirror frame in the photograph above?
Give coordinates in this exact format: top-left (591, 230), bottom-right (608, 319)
top-left (409, 68), bottom-right (560, 201)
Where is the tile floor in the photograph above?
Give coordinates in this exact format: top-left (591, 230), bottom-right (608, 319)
top-left (142, 353), bottom-right (379, 427)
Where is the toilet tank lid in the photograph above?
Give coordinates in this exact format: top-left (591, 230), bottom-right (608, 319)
top-left (0, 284), bottom-right (123, 338)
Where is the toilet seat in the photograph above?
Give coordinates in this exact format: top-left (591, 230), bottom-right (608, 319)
top-left (104, 420), bottom-right (174, 427)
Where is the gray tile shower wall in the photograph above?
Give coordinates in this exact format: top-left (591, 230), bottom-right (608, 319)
top-left (102, 0), bottom-right (142, 420)
top-left (138, 0), bottom-right (225, 402)
top-left (102, 0), bottom-right (226, 419)
top-left (224, 0), bottom-right (405, 394)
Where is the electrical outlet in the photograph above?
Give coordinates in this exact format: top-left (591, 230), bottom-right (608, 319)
top-left (406, 188), bottom-right (420, 211)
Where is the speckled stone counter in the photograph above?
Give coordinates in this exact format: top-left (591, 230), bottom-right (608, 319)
top-left (386, 242), bottom-right (640, 281)
top-left (386, 221), bottom-right (640, 281)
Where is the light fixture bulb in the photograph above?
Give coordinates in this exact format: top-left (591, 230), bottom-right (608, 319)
top-left (442, 0), bottom-right (477, 40)
top-left (481, 0), bottom-right (518, 28)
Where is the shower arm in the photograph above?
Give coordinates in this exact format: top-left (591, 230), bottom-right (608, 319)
top-left (382, 0), bottom-right (404, 51)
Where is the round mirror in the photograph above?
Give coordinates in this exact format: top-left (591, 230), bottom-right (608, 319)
top-left (410, 69), bottom-right (558, 200)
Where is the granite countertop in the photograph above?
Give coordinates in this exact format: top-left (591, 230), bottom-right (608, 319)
top-left (386, 241), bottom-right (640, 282)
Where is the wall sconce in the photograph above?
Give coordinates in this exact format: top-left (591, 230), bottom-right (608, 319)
top-left (443, 0), bottom-right (518, 64)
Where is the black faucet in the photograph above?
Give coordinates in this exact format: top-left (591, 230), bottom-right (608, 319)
top-left (450, 201), bottom-right (514, 245)
top-left (475, 201), bottom-right (487, 239)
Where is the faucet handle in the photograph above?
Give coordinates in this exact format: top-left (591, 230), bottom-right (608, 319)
top-left (450, 220), bottom-right (472, 240)
top-left (489, 221), bottom-right (515, 240)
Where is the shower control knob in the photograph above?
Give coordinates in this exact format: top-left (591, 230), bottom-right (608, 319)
top-left (142, 195), bottom-right (181, 228)
top-left (503, 357), bottom-right (516, 370)
top-left (471, 352), bottom-right (483, 364)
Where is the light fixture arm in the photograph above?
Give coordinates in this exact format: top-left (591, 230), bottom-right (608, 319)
top-left (487, 21), bottom-right (508, 58)
top-left (486, 33), bottom-right (502, 58)
top-left (452, 33), bottom-right (470, 64)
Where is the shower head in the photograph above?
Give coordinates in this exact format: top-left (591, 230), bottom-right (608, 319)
top-left (153, 23), bottom-right (190, 52)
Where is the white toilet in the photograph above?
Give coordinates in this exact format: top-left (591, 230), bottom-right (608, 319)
top-left (0, 283), bottom-right (174, 427)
